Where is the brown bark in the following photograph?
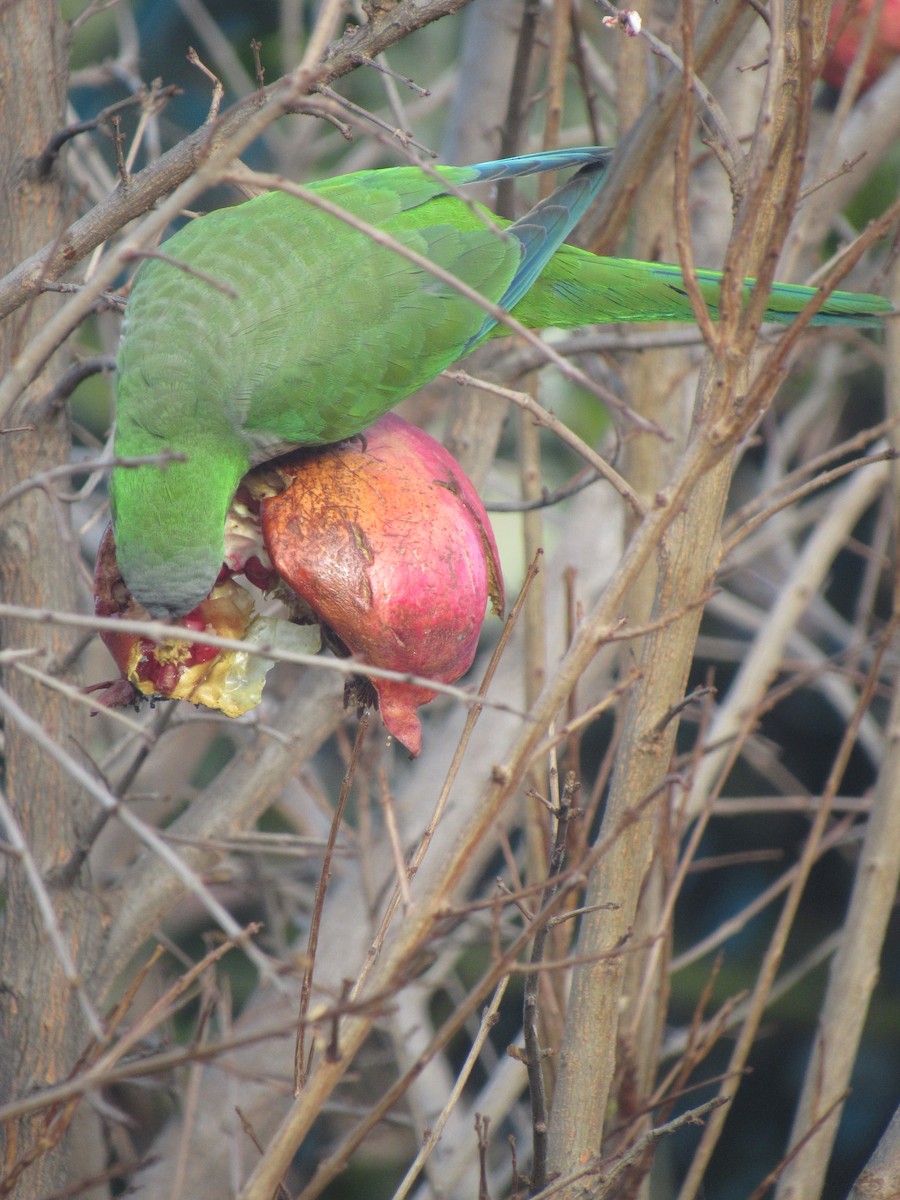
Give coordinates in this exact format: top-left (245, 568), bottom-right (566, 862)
top-left (546, 0), bottom-right (819, 1187)
top-left (0, 4), bottom-right (105, 1196)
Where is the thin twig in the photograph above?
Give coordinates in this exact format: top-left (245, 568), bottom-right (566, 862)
top-left (390, 980), bottom-right (509, 1200)
top-left (0, 600), bottom-right (527, 720)
top-left (0, 682), bottom-right (284, 992)
top-left (448, 370), bottom-right (646, 515)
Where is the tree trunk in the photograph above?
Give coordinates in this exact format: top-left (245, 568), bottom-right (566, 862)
top-left (0, 4), bottom-right (106, 1196)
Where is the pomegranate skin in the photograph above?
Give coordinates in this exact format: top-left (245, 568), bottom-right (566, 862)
top-left (259, 414), bottom-right (504, 755)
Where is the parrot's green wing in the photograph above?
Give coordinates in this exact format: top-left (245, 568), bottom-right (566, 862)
top-left (111, 144), bottom-right (891, 619)
top-left (112, 147), bottom-right (614, 616)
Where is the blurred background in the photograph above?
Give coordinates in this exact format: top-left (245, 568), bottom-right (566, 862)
top-left (4, 2), bottom-right (899, 1198)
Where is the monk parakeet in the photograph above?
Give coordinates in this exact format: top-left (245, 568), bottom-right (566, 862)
top-left (111, 146), bottom-right (890, 618)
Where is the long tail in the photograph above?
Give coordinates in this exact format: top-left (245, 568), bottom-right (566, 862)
top-left (513, 245), bottom-right (892, 330)
top-left (440, 146), bottom-right (888, 329)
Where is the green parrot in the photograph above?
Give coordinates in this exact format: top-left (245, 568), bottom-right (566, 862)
top-left (111, 146), bottom-right (891, 618)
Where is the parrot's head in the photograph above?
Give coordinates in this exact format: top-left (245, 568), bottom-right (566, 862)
top-left (108, 445), bottom-right (248, 620)
top-left (112, 538), bottom-right (223, 620)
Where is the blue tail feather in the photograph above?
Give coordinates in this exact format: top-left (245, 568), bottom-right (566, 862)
top-left (462, 154), bottom-right (613, 350)
top-left (457, 146), bottom-right (614, 185)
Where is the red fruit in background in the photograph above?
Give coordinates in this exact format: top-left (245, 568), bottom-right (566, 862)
top-left (822, 0), bottom-right (900, 91)
top-left (257, 414), bottom-right (504, 756)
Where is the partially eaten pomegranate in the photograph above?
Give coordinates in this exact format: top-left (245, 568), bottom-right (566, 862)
top-left (93, 415), bottom-right (504, 754)
top-left (93, 525), bottom-right (320, 718)
top-left (255, 413), bottom-right (504, 755)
